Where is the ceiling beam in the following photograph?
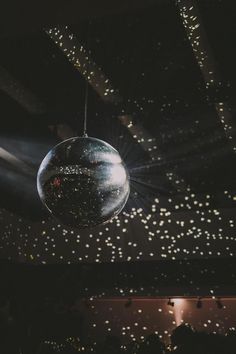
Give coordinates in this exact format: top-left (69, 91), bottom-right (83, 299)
top-left (177, 0), bottom-right (236, 152)
top-left (0, 66), bottom-right (76, 140)
top-left (0, 65), bottom-right (45, 114)
top-left (45, 26), bottom-right (122, 104)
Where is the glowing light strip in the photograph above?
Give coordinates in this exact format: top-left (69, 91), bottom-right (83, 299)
top-left (177, 0), bottom-right (236, 150)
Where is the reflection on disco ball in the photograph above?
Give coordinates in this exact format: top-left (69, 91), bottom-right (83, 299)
top-left (37, 137), bottom-right (130, 228)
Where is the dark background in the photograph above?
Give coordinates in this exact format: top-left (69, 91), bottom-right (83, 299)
top-left (0, 0), bottom-right (235, 282)
top-left (0, 0), bottom-right (236, 265)
top-left (0, 1), bottom-right (236, 351)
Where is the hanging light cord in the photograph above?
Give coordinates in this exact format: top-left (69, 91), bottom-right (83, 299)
top-left (83, 80), bottom-right (89, 137)
top-left (83, 19), bottom-right (92, 138)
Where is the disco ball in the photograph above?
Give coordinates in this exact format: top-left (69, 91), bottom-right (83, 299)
top-left (37, 137), bottom-right (130, 228)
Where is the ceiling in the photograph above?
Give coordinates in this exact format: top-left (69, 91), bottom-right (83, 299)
top-left (0, 0), bottom-right (236, 264)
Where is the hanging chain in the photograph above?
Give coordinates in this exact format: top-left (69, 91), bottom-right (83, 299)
top-left (83, 80), bottom-right (89, 137)
top-left (82, 21), bottom-right (92, 138)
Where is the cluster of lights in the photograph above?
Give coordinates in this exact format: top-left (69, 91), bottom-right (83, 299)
top-left (0, 8), bottom-right (235, 353)
top-left (1, 184), bottom-right (236, 263)
top-left (0, 0), bottom-right (235, 308)
top-left (37, 297), bottom-right (236, 350)
top-left (177, 1), bottom-right (236, 150)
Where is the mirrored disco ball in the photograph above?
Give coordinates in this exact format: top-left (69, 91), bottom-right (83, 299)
top-left (37, 137), bottom-right (130, 228)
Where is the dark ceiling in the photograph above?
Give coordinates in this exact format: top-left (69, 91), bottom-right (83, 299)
top-left (0, 0), bottom-right (236, 264)
top-left (0, 0), bottom-right (159, 35)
